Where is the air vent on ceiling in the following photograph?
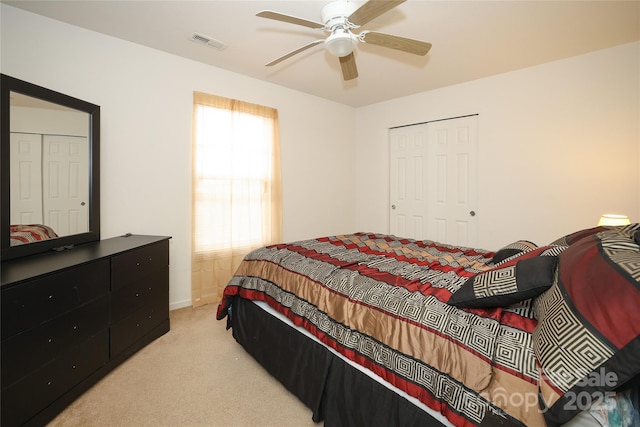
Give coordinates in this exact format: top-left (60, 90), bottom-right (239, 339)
top-left (190, 32), bottom-right (228, 50)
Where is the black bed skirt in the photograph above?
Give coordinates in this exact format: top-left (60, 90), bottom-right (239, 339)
top-left (229, 296), bottom-right (447, 427)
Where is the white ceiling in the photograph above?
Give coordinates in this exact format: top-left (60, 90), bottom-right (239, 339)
top-left (4, 0), bottom-right (640, 107)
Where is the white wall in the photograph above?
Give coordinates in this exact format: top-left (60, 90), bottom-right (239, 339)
top-left (1, 5), bottom-right (356, 309)
top-left (355, 42), bottom-right (640, 250)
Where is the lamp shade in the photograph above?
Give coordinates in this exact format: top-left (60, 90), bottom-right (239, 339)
top-left (597, 214), bottom-right (631, 226)
top-left (325, 31), bottom-right (357, 57)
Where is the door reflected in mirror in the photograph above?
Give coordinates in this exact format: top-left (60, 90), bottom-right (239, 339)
top-left (1, 74), bottom-right (100, 261)
top-left (9, 93), bottom-right (91, 246)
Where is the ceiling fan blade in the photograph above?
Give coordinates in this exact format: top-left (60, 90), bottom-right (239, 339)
top-left (265, 40), bottom-right (325, 67)
top-left (348, 0), bottom-right (406, 27)
top-left (256, 10), bottom-right (324, 29)
top-left (361, 31), bottom-right (432, 56)
top-left (339, 53), bottom-right (358, 81)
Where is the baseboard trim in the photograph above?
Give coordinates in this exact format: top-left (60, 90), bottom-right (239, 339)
top-left (169, 299), bottom-right (192, 311)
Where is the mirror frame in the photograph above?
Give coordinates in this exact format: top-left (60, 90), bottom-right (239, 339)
top-left (1, 74), bottom-right (100, 261)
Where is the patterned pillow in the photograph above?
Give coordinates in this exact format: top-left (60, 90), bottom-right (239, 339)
top-left (533, 223), bottom-right (640, 425)
top-left (548, 226), bottom-right (608, 246)
top-left (449, 246), bottom-right (564, 308)
top-left (491, 240), bottom-right (538, 264)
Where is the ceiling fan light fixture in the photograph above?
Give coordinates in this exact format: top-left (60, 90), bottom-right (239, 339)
top-left (325, 30), bottom-right (357, 57)
top-left (257, 0), bottom-right (431, 80)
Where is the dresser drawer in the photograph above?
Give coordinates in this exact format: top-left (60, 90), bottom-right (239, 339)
top-left (1, 296), bottom-right (110, 389)
top-left (110, 297), bottom-right (168, 357)
top-left (111, 268), bottom-right (168, 323)
top-left (1, 329), bottom-right (109, 427)
top-left (1, 259), bottom-right (110, 338)
top-left (111, 241), bottom-right (169, 292)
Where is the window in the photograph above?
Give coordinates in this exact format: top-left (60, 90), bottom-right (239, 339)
top-left (191, 92), bottom-right (282, 306)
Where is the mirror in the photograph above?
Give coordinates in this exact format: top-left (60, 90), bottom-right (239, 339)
top-left (1, 74), bottom-right (100, 261)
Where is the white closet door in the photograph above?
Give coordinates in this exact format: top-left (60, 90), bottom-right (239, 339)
top-left (426, 116), bottom-right (478, 247)
top-left (389, 124), bottom-right (428, 239)
top-left (390, 116), bottom-right (478, 246)
top-left (10, 132), bottom-right (43, 225)
top-left (42, 135), bottom-right (89, 236)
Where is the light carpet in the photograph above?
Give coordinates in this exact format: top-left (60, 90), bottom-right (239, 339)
top-left (47, 304), bottom-right (318, 427)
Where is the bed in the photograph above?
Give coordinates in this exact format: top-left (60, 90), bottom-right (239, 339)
top-left (9, 224), bottom-right (58, 246)
top-left (217, 224), bottom-right (640, 427)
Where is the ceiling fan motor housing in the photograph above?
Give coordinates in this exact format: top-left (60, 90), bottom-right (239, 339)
top-left (322, 1), bottom-right (360, 57)
top-left (321, 1), bottom-right (359, 28)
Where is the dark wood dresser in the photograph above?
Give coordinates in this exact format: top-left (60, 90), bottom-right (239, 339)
top-left (1, 234), bottom-right (171, 427)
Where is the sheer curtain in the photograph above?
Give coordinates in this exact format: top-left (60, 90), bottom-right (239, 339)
top-left (191, 92), bottom-right (282, 307)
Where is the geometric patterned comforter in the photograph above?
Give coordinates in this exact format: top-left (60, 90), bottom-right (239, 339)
top-left (9, 224), bottom-right (58, 246)
top-left (217, 232), bottom-right (549, 427)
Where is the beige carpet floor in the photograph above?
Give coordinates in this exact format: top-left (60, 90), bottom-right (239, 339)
top-left (47, 304), bottom-right (319, 427)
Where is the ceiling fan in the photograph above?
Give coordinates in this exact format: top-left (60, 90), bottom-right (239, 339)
top-left (257, 0), bottom-right (432, 81)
